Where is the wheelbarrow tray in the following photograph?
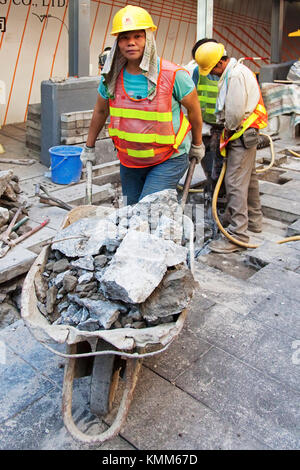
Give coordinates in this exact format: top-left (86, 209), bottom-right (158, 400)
top-left (21, 204), bottom-right (190, 352)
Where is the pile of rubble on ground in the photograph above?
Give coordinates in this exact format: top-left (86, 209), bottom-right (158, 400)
top-left (0, 277), bottom-right (24, 328)
top-left (35, 190), bottom-right (197, 331)
top-left (0, 170), bottom-right (30, 239)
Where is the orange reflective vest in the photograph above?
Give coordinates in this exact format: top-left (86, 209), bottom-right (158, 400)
top-left (220, 90), bottom-right (268, 156)
top-left (108, 58), bottom-right (191, 168)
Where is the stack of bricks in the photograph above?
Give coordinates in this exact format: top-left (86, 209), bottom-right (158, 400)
top-left (60, 110), bottom-right (109, 145)
top-left (26, 104), bottom-right (41, 157)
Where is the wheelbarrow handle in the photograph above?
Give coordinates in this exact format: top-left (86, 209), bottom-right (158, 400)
top-left (181, 157), bottom-right (197, 209)
top-left (62, 344), bottom-right (142, 446)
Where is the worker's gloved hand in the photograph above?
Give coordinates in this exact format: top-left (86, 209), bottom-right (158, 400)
top-left (80, 145), bottom-right (96, 166)
top-left (189, 143), bottom-right (205, 163)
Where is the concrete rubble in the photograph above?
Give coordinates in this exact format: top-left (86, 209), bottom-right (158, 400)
top-left (0, 170), bottom-right (32, 241)
top-left (36, 190), bottom-right (196, 331)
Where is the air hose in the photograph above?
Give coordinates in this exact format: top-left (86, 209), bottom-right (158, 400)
top-left (212, 133), bottom-right (300, 249)
top-left (287, 149), bottom-right (300, 158)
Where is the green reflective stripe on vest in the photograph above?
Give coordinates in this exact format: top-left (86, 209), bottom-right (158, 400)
top-left (127, 148), bottom-right (155, 158)
top-left (205, 108), bottom-right (216, 114)
top-left (109, 128), bottom-right (175, 145)
top-left (197, 84), bottom-right (218, 92)
top-left (110, 107), bottom-right (173, 122)
top-left (198, 96), bottom-right (218, 104)
top-left (197, 74), bottom-right (218, 124)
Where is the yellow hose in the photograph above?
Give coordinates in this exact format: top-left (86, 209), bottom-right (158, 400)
top-left (256, 132), bottom-right (275, 173)
top-left (287, 149), bottom-right (300, 158)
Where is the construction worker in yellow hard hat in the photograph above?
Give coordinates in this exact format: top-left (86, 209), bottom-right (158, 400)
top-left (194, 41), bottom-right (268, 253)
top-left (81, 5), bottom-right (204, 205)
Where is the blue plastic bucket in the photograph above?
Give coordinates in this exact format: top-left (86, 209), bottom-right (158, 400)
top-left (49, 145), bottom-right (83, 185)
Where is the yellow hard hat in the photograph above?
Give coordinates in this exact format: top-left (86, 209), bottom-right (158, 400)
top-left (288, 29), bottom-right (300, 37)
top-left (195, 42), bottom-right (225, 76)
top-left (110, 5), bottom-right (157, 36)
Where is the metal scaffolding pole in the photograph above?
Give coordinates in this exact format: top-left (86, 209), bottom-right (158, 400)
top-left (197, 0), bottom-right (214, 40)
top-left (271, 0), bottom-right (284, 63)
top-left (69, 0), bottom-right (90, 77)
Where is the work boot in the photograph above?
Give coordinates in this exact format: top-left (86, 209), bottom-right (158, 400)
top-left (209, 236), bottom-right (245, 253)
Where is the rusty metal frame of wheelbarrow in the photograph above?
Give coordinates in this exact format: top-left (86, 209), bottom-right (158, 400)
top-left (21, 201), bottom-right (195, 446)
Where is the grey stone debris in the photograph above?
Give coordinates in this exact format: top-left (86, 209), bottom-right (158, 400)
top-left (50, 270), bottom-right (71, 289)
top-left (63, 274), bottom-right (78, 292)
top-left (52, 258), bottom-right (69, 273)
top-left (101, 229), bottom-right (188, 304)
top-left (71, 255), bottom-right (94, 271)
top-left (94, 254), bottom-right (108, 268)
top-left (78, 272), bottom-right (94, 284)
top-left (141, 265), bottom-right (197, 322)
top-left (68, 293), bottom-right (121, 329)
top-left (46, 286), bottom-right (58, 314)
top-left (0, 170), bottom-right (13, 198)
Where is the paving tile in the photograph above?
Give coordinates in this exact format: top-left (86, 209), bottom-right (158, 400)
top-left (0, 321), bottom-right (65, 386)
top-left (28, 203), bottom-right (68, 230)
top-left (106, 367), bottom-right (269, 450)
top-left (190, 303), bottom-right (300, 391)
top-left (245, 240), bottom-right (300, 271)
top-left (194, 261), bottom-right (271, 316)
top-left (144, 320), bottom-right (212, 382)
top-left (176, 347), bottom-right (300, 449)
top-left (287, 219), bottom-right (300, 237)
top-left (249, 263), bottom-right (300, 303)
top-left (249, 293), bottom-right (300, 338)
top-left (0, 378), bottom-right (134, 450)
top-left (0, 345), bottom-right (54, 425)
top-left (260, 194), bottom-right (300, 223)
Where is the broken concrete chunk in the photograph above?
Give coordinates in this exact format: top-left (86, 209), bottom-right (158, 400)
top-left (94, 254), bottom-right (108, 268)
top-left (154, 214), bottom-right (183, 244)
top-left (52, 258), bottom-right (70, 273)
top-left (141, 265), bottom-right (197, 322)
top-left (78, 272), bottom-right (94, 284)
top-left (50, 269), bottom-right (71, 289)
top-left (63, 274), bottom-right (78, 292)
top-left (75, 281), bottom-right (97, 293)
top-left (0, 170), bottom-right (13, 198)
top-left (77, 319), bottom-right (101, 332)
top-left (68, 293), bottom-right (121, 329)
top-left (71, 255), bottom-right (94, 271)
top-left (51, 217), bottom-right (118, 257)
top-left (46, 285), bottom-right (58, 314)
top-left (101, 230), bottom-right (188, 304)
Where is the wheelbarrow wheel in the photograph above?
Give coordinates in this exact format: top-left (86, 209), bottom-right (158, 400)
top-left (90, 339), bottom-right (123, 416)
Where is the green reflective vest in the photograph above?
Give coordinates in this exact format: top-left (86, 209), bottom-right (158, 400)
top-left (197, 73), bottom-right (218, 125)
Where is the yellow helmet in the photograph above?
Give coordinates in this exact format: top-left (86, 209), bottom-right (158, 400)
top-left (195, 42), bottom-right (225, 76)
top-left (110, 5), bottom-right (157, 36)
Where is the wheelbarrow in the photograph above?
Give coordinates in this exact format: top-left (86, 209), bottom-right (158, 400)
top-left (20, 164), bottom-right (197, 446)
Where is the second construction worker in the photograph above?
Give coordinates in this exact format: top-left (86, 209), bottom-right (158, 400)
top-left (191, 38), bottom-right (223, 188)
top-left (81, 5), bottom-right (204, 205)
top-left (195, 42), bottom-right (268, 253)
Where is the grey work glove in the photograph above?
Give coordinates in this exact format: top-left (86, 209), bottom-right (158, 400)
top-left (80, 144), bottom-right (96, 166)
top-left (189, 142), bottom-right (205, 164)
